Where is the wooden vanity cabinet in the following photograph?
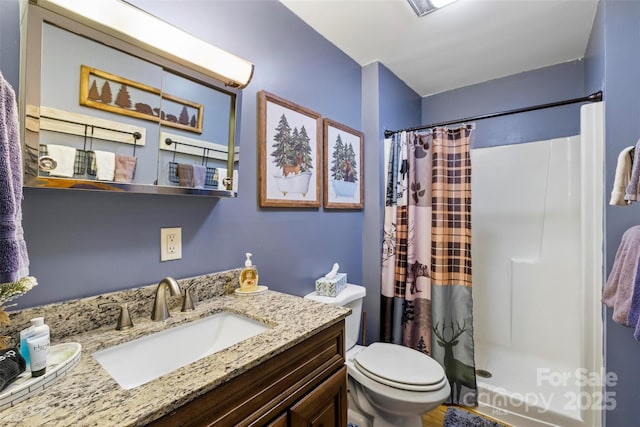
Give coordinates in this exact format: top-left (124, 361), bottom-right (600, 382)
top-left (288, 366), bottom-right (347, 426)
top-left (151, 320), bottom-right (347, 427)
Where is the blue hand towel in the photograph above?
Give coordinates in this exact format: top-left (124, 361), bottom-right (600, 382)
top-left (0, 71), bottom-right (29, 284)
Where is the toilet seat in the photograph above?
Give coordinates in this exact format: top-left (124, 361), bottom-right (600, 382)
top-left (353, 342), bottom-right (446, 392)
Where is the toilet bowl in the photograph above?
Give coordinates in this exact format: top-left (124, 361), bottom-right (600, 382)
top-left (304, 284), bottom-right (450, 427)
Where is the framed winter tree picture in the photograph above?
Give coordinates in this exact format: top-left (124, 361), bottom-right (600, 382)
top-left (323, 118), bottom-right (363, 209)
top-left (258, 91), bottom-right (322, 208)
top-left (79, 65), bottom-right (203, 134)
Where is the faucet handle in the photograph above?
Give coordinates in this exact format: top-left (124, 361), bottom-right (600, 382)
top-left (99, 302), bottom-right (134, 330)
top-left (181, 283), bottom-right (196, 312)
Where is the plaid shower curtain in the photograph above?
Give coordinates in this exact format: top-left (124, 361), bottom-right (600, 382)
top-left (381, 126), bottom-right (477, 406)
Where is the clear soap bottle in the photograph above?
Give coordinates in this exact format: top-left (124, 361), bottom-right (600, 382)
top-left (239, 253), bottom-right (258, 292)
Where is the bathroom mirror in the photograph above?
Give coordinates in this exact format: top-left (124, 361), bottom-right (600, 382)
top-left (20, 3), bottom-right (242, 196)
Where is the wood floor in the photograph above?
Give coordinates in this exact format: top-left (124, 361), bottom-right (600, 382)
top-left (421, 405), bottom-right (512, 427)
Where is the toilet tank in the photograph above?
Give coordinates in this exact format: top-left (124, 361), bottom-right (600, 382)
top-left (304, 284), bottom-right (366, 351)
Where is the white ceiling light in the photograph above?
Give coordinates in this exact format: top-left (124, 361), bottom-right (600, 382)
top-left (35, 0), bottom-right (254, 88)
top-left (407, 0), bottom-right (459, 17)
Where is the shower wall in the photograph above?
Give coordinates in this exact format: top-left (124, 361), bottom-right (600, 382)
top-left (470, 103), bottom-right (604, 427)
top-left (473, 136), bottom-right (581, 365)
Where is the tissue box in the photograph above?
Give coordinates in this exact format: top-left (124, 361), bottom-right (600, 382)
top-left (315, 273), bottom-right (347, 297)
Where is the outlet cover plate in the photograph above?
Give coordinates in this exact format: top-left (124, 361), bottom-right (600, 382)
top-left (161, 227), bottom-right (182, 261)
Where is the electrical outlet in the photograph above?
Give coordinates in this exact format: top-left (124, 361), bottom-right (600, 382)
top-left (160, 227), bottom-right (182, 261)
top-left (167, 233), bottom-right (177, 254)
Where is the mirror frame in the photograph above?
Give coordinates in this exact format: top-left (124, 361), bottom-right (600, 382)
top-left (20, 4), bottom-right (241, 197)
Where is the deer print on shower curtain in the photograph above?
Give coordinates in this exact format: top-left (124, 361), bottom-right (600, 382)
top-left (433, 321), bottom-right (476, 404)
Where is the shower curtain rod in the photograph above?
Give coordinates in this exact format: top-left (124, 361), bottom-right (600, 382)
top-left (383, 90), bottom-right (603, 138)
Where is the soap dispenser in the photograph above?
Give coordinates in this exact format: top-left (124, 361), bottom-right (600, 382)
top-left (239, 253), bottom-right (258, 292)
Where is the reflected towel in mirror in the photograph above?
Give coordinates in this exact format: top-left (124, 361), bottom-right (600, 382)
top-left (177, 163), bottom-right (194, 187)
top-left (193, 164), bottom-right (206, 189)
top-left (93, 150), bottom-right (115, 181)
top-left (46, 144), bottom-right (76, 178)
top-left (114, 154), bottom-right (137, 183)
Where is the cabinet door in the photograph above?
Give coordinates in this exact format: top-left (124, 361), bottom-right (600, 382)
top-left (289, 366), bottom-right (347, 427)
top-left (266, 413), bottom-right (288, 427)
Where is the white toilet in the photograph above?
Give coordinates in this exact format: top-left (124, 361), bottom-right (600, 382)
top-left (305, 284), bottom-right (450, 427)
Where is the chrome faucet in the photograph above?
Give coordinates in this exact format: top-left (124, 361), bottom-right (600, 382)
top-left (151, 277), bottom-right (181, 321)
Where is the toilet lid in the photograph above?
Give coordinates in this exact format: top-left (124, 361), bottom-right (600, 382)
top-left (353, 342), bottom-right (446, 392)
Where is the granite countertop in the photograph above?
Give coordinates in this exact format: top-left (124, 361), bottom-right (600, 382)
top-left (1, 273), bottom-right (349, 426)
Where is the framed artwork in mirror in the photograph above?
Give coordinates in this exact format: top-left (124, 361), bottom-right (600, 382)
top-left (322, 118), bottom-right (363, 209)
top-left (80, 65), bottom-right (203, 134)
top-left (258, 91), bottom-right (321, 208)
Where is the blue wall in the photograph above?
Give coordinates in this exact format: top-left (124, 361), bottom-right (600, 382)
top-left (421, 60), bottom-right (586, 148)
top-left (584, 0), bottom-right (605, 96)
top-left (597, 1), bottom-right (640, 425)
top-left (361, 62), bottom-right (421, 345)
top-left (0, 0), bottom-right (364, 307)
top-left (379, 64), bottom-right (422, 136)
top-left (0, 1), bottom-right (19, 89)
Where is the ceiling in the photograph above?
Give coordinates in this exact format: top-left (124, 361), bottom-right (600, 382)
top-left (279, 0), bottom-right (599, 97)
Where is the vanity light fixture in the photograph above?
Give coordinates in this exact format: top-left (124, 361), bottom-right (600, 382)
top-left (34, 0), bottom-right (254, 88)
top-left (407, 0), bottom-right (459, 17)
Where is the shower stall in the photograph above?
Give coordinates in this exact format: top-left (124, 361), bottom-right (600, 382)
top-left (471, 103), bottom-right (604, 427)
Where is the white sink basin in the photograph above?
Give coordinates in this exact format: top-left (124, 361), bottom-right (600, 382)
top-left (93, 311), bottom-right (269, 389)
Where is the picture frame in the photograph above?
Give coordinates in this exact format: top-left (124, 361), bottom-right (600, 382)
top-left (79, 65), bottom-right (203, 134)
top-left (323, 118), bottom-right (364, 209)
top-left (258, 91), bottom-right (322, 208)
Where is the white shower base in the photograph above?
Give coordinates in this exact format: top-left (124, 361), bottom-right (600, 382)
top-left (470, 104), bottom-right (604, 427)
top-left (474, 345), bottom-right (590, 427)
